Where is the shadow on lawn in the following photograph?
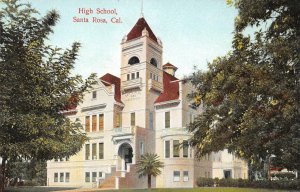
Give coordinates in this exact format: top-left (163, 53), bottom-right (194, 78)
top-left (5, 186), bottom-right (78, 192)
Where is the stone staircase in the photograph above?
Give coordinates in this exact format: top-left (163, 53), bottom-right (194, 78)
top-left (99, 164), bottom-right (145, 189)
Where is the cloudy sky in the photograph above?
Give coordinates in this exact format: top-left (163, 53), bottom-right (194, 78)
top-left (21, 0), bottom-right (237, 79)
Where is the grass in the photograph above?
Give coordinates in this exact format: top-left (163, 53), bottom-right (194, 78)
top-left (5, 187), bottom-right (293, 192)
top-left (100, 188), bottom-right (290, 192)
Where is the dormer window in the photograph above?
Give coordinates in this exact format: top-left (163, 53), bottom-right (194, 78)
top-left (150, 58), bottom-right (158, 67)
top-left (128, 56), bottom-right (140, 65)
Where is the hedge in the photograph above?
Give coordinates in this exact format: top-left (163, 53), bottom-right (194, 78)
top-left (196, 177), bottom-right (300, 190)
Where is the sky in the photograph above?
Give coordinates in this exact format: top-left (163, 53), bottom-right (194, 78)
top-left (20, 0), bottom-right (238, 79)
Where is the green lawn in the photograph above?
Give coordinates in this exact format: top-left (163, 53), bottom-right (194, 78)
top-left (5, 187), bottom-right (294, 192)
top-left (101, 188), bottom-right (291, 192)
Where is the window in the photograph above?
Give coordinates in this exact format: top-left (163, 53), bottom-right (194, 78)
top-left (165, 111), bottom-right (170, 128)
top-left (99, 114), bottom-right (104, 131)
top-left (173, 140), bottom-right (180, 157)
top-left (127, 74), bottom-right (130, 81)
top-left (85, 116), bottom-right (90, 132)
top-left (183, 171), bottom-right (189, 182)
top-left (183, 140), bottom-right (189, 158)
top-left (224, 170), bottom-right (232, 179)
top-left (149, 112), bottom-right (153, 129)
top-left (115, 112), bottom-right (122, 128)
top-left (140, 141), bottom-right (144, 156)
top-left (165, 141), bottom-right (170, 158)
top-left (92, 143), bottom-right (97, 160)
top-left (131, 73), bottom-right (135, 79)
top-left (173, 171), bottom-right (180, 182)
top-left (92, 172), bottom-right (97, 182)
top-left (92, 115), bottom-right (97, 132)
top-left (136, 72), bottom-right (139, 78)
top-left (150, 58), bottom-right (158, 67)
top-left (60, 172), bottom-right (64, 182)
top-left (85, 172), bottom-right (90, 182)
top-left (99, 143), bottom-right (104, 159)
top-left (131, 112), bottom-right (135, 126)
top-left (92, 91), bottom-right (97, 99)
top-left (150, 73), bottom-right (153, 79)
top-left (99, 172), bottom-right (103, 178)
top-left (128, 56), bottom-right (140, 65)
top-left (54, 173), bottom-right (58, 182)
top-left (65, 172), bottom-right (70, 182)
top-left (85, 144), bottom-right (90, 160)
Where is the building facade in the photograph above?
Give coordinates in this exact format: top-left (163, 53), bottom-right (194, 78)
top-left (47, 17), bottom-right (248, 189)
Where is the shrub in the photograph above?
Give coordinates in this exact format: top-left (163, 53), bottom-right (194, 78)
top-left (205, 178), bottom-right (300, 190)
top-left (196, 177), bottom-right (214, 187)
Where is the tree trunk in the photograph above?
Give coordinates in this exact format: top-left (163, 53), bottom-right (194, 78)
top-left (0, 158), bottom-right (6, 192)
top-left (147, 174), bottom-right (151, 189)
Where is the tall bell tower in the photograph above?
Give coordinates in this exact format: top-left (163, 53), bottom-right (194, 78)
top-left (120, 17), bottom-right (163, 129)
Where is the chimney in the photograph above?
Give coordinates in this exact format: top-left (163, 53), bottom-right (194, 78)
top-left (163, 62), bottom-right (178, 76)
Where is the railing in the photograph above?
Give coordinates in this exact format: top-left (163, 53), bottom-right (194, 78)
top-left (148, 79), bottom-right (163, 92)
top-left (121, 78), bottom-right (142, 91)
top-left (113, 126), bottom-right (134, 134)
top-left (161, 127), bottom-right (190, 137)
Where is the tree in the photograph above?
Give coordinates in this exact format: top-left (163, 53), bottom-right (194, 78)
top-left (0, 0), bottom-right (96, 191)
top-left (136, 153), bottom-right (164, 189)
top-left (188, 0), bottom-right (300, 176)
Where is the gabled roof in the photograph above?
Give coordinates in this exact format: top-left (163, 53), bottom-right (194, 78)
top-left (154, 71), bottom-right (179, 104)
top-left (163, 62), bottom-right (178, 70)
top-left (127, 17), bottom-right (158, 43)
top-left (100, 73), bottom-right (122, 103)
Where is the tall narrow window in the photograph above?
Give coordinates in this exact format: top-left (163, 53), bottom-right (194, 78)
top-left (140, 141), bottom-right (144, 156)
top-left (92, 115), bottom-right (97, 132)
top-left (85, 116), bottom-right (90, 132)
top-left (183, 140), bottom-right (189, 158)
top-left (131, 112), bottom-right (135, 126)
top-left (99, 114), bottom-right (104, 131)
top-left (85, 144), bottom-right (90, 160)
top-left (92, 91), bottom-right (97, 99)
top-left (115, 112), bottom-right (122, 128)
top-left (150, 73), bottom-right (153, 79)
top-left (127, 74), bottom-right (130, 81)
top-left (99, 143), bottom-right (104, 159)
top-left (136, 72), bottom-right (139, 78)
top-left (92, 143), bottom-right (97, 160)
top-left (173, 171), bottom-right (180, 182)
top-left (165, 111), bottom-right (170, 128)
top-left (92, 172), bottom-right (97, 182)
top-left (183, 171), bottom-right (189, 182)
top-left (131, 73), bottom-right (135, 79)
top-left (65, 172), bottom-right (70, 182)
top-left (60, 173), bottom-right (64, 182)
top-left (173, 140), bottom-right (180, 157)
top-left (85, 172), bottom-right (90, 182)
top-left (99, 172), bottom-right (103, 178)
top-left (165, 141), bottom-right (170, 158)
top-left (149, 112), bottom-right (153, 129)
top-left (54, 173), bottom-right (58, 182)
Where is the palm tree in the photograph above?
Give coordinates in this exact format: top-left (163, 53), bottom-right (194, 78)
top-left (136, 153), bottom-right (164, 189)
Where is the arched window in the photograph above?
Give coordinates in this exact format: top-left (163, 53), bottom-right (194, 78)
top-left (150, 58), bottom-right (158, 67)
top-left (128, 56), bottom-right (140, 65)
